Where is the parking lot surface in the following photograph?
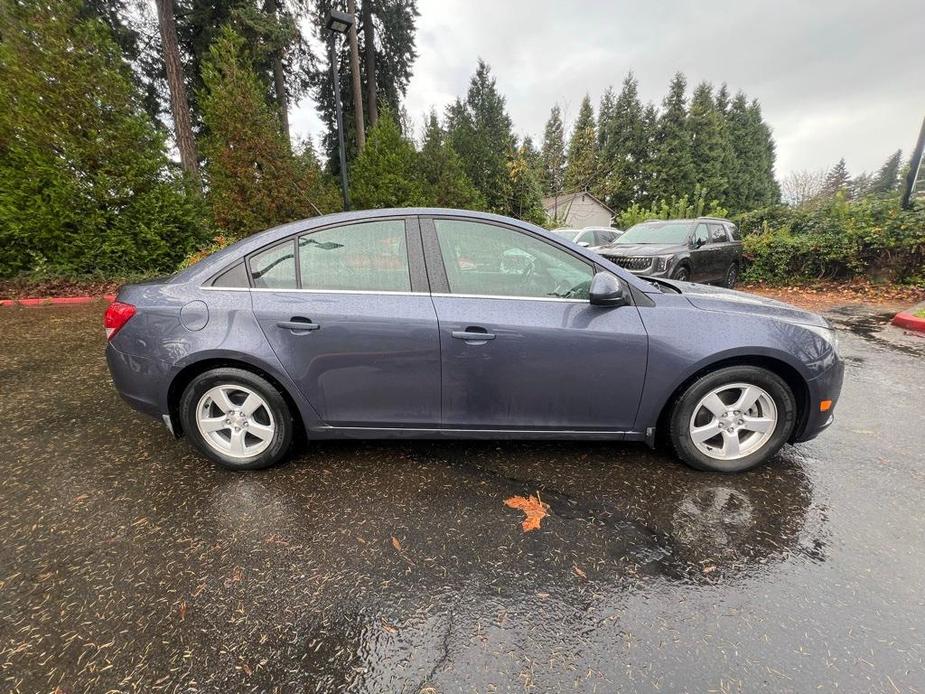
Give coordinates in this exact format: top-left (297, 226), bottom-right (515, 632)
top-left (0, 304), bottom-right (923, 692)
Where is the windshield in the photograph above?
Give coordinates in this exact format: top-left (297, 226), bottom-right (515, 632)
top-left (617, 221), bottom-right (692, 244)
top-left (552, 229), bottom-right (580, 241)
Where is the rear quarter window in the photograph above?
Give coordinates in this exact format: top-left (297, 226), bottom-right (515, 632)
top-left (211, 262), bottom-right (250, 288)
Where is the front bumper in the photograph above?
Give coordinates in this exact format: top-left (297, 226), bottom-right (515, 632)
top-left (791, 356), bottom-right (845, 443)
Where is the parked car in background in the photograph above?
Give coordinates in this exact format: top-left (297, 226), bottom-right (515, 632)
top-left (105, 208), bottom-right (841, 474)
top-left (597, 217), bottom-right (742, 287)
top-left (552, 226), bottom-right (622, 250)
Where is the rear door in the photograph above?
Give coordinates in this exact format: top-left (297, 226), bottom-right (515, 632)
top-left (422, 216), bottom-right (648, 431)
top-left (708, 222), bottom-right (735, 279)
top-left (689, 223), bottom-right (714, 281)
top-left (249, 217), bottom-right (441, 428)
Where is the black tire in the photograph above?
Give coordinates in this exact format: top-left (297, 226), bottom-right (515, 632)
top-left (672, 265), bottom-right (691, 282)
top-left (724, 263), bottom-right (739, 289)
top-left (179, 367), bottom-right (293, 470)
top-left (668, 366), bottom-right (796, 473)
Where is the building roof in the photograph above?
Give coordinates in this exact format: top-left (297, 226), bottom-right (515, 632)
top-left (542, 191), bottom-right (614, 214)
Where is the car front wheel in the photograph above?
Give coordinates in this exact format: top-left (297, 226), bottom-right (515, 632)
top-left (672, 265), bottom-right (690, 282)
top-left (668, 366), bottom-right (796, 472)
top-left (179, 367), bottom-right (293, 470)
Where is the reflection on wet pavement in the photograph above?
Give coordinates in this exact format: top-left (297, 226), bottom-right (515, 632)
top-left (0, 305), bottom-right (922, 692)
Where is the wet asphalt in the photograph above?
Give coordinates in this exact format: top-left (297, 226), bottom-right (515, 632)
top-left (0, 304), bottom-right (923, 693)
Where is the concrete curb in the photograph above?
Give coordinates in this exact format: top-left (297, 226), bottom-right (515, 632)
top-left (0, 294), bottom-right (116, 307)
top-left (892, 309), bottom-right (925, 333)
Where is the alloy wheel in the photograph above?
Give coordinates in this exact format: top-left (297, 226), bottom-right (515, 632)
top-left (195, 385), bottom-right (275, 459)
top-left (688, 382), bottom-right (778, 461)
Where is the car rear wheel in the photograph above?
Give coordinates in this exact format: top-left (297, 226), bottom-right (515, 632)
top-left (179, 367), bottom-right (293, 470)
top-left (668, 366), bottom-right (796, 472)
top-left (672, 265), bottom-right (690, 282)
top-left (724, 263), bottom-right (738, 288)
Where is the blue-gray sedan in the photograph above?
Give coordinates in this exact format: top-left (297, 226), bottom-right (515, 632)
top-left (105, 208), bottom-right (843, 473)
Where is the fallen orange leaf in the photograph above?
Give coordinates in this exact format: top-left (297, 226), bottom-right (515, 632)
top-left (391, 536), bottom-right (402, 552)
top-left (504, 494), bottom-right (550, 532)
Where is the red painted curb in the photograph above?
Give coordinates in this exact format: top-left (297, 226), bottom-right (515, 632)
top-left (892, 311), bottom-right (925, 333)
top-left (0, 295), bottom-right (115, 307)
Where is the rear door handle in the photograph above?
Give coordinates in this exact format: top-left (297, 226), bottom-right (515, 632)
top-left (277, 319), bottom-right (320, 332)
top-left (452, 329), bottom-right (495, 341)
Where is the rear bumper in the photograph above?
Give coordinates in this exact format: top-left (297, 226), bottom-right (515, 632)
top-left (106, 343), bottom-right (170, 420)
top-left (791, 356), bottom-right (845, 443)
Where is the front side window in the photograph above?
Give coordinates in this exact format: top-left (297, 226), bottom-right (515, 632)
top-left (299, 220), bottom-right (410, 292)
top-left (693, 224), bottom-right (710, 246)
top-left (250, 241), bottom-right (297, 289)
top-left (434, 219), bottom-right (593, 300)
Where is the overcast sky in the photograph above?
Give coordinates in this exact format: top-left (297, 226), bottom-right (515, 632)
top-left (291, 0), bottom-right (925, 178)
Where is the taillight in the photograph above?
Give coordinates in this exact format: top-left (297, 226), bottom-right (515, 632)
top-left (104, 301), bottom-right (136, 340)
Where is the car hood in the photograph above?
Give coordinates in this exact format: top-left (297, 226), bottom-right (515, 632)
top-left (600, 242), bottom-right (688, 256)
top-left (656, 279), bottom-right (830, 328)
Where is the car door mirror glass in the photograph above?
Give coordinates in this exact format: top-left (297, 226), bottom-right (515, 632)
top-left (577, 241), bottom-right (590, 247)
top-left (589, 272), bottom-right (629, 307)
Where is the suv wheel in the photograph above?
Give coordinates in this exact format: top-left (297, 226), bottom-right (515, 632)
top-left (672, 265), bottom-right (690, 282)
top-left (180, 367), bottom-right (293, 470)
top-left (668, 366), bottom-right (796, 473)
top-left (724, 263), bottom-right (738, 288)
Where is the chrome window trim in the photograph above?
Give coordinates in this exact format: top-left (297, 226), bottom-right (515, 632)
top-left (431, 292), bottom-right (587, 304)
top-left (201, 286), bottom-right (426, 297)
top-left (201, 286), bottom-right (588, 302)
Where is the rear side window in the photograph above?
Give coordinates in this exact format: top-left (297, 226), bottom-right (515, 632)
top-left (727, 224), bottom-right (741, 241)
top-left (708, 223), bottom-right (727, 242)
top-left (211, 262), bottom-right (249, 288)
top-left (299, 220), bottom-right (410, 292)
top-left (250, 241), bottom-right (297, 289)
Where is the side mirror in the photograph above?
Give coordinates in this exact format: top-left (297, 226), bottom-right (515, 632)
top-left (693, 237), bottom-right (705, 248)
top-left (577, 241), bottom-right (590, 248)
top-left (589, 272), bottom-right (629, 307)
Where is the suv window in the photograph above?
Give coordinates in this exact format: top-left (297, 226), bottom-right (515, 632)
top-left (708, 223), bottom-right (727, 243)
top-left (693, 224), bottom-right (710, 246)
top-left (299, 220), bottom-right (410, 292)
top-left (434, 219), bottom-right (593, 300)
top-left (250, 241), bottom-right (297, 289)
top-left (727, 224), bottom-right (741, 241)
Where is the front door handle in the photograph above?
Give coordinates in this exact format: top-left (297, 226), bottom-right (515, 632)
top-left (452, 329), bottom-right (495, 341)
top-left (277, 318), bottom-right (320, 333)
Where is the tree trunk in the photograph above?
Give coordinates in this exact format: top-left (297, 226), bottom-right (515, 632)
top-left (154, 0), bottom-right (199, 181)
top-left (347, 0), bottom-right (365, 152)
top-left (361, 0), bottom-right (377, 128)
top-left (264, 0), bottom-right (290, 147)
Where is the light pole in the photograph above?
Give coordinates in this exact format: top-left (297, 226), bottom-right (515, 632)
top-left (325, 9), bottom-right (353, 211)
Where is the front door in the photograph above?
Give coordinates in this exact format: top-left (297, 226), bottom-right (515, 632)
top-left (249, 218), bottom-right (441, 428)
top-left (422, 217), bottom-right (648, 431)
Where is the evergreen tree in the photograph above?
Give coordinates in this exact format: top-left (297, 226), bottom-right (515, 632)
top-left (540, 105), bottom-right (566, 197)
top-left (870, 150), bottom-right (903, 195)
top-left (599, 72), bottom-right (648, 212)
top-left (724, 93), bottom-right (779, 212)
top-left (688, 82), bottom-right (734, 205)
top-left (637, 102), bottom-right (659, 206)
top-left (446, 60), bottom-right (515, 214)
top-left (821, 158), bottom-right (851, 199)
top-left (416, 111), bottom-right (483, 209)
top-left (649, 72), bottom-right (694, 202)
top-left (200, 27), bottom-right (334, 238)
top-left (520, 135), bottom-right (543, 183)
top-left (508, 143), bottom-right (547, 224)
top-left (310, 0), bottom-right (419, 170)
top-left (564, 95), bottom-right (598, 193)
top-left (596, 87), bottom-right (615, 153)
top-left (0, 0), bottom-right (208, 277)
top-left (350, 109), bottom-right (424, 209)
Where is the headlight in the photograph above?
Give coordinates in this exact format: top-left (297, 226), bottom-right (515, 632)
top-left (652, 255), bottom-right (673, 272)
top-left (803, 324), bottom-right (840, 355)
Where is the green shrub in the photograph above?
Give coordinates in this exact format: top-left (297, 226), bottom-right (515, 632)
top-left (617, 186), bottom-right (728, 229)
top-left (736, 196), bottom-right (925, 284)
top-left (0, 0), bottom-right (211, 278)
